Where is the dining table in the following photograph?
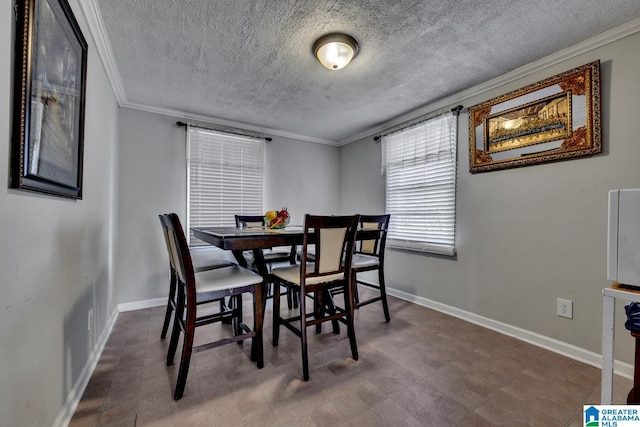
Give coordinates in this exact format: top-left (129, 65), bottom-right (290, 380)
top-left (191, 224), bottom-right (382, 283)
top-left (192, 224), bottom-right (381, 334)
top-left (192, 225), bottom-right (303, 278)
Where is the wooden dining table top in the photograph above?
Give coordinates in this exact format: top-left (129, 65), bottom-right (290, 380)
top-left (191, 225), bottom-right (381, 251)
top-left (191, 225), bottom-right (308, 251)
top-left (191, 225), bottom-right (382, 316)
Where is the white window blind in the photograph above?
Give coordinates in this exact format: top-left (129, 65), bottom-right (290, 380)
top-left (187, 126), bottom-right (264, 245)
top-left (381, 111), bottom-right (457, 256)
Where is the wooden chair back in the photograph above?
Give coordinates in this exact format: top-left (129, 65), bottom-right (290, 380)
top-left (235, 214), bottom-right (265, 228)
top-left (356, 214), bottom-right (390, 261)
top-left (159, 214), bottom-right (177, 271)
top-left (164, 214), bottom-right (197, 305)
top-left (300, 214), bottom-right (359, 287)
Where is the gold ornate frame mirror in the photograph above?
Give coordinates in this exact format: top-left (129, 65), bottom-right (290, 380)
top-left (468, 61), bottom-right (601, 173)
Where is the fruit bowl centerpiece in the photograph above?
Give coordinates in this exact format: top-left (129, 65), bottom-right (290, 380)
top-left (264, 207), bottom-right (290, 229)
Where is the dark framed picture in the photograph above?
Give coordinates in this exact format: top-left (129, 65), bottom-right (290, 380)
top-left (468, 61), bottom-right (601, 173)
top-left (11, 0), bottom-right (88, 199)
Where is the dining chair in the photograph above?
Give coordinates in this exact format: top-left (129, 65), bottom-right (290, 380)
top-left (314, 214), bottom-right (392, 335)
top-left (158, 215), bottom-right (236, 339)
top-left (235, 214), bottom-right (298, 309)
top-left (271, 214), bottom-right (359, 381)
top-left (164, 213), bottom-right (264, 400)
top-left (351, 214), bottom-right (391, 322)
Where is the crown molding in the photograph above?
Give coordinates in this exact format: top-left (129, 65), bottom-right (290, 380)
top-left (76, 0), bottom-right (127, 104)
top-left (340, 17), bottom-right (640, 146)
top-left (122, 101), bottom-right (340, 146)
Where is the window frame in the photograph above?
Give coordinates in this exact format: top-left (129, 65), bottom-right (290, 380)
top-left (381, 111), bottom-right (458, 256)
top-left (186, 126), bottom-right (265, 245)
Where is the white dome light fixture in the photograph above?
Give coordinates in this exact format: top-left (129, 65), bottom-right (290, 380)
top-left (313, 33), bottom-right (359, 70)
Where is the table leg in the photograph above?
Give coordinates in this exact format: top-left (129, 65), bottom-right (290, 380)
top-left (602, 293), bottom-right (615, 404)
top-left (252, 249), bottom-right (270, 316)
top-left (232, 249), bottom-right (270, 316)
top-left (221, 250), bottom-right (250, 325)
top-left (251, 249), bottom-right (269, 278)
top-left (232, 250), bottom-right (248, 267)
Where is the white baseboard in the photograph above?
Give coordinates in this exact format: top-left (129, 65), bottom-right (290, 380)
top-left (382, 285), bottom-right (634, 379)
top-left (118, 297), bottom-right (166, 312)
top-left (53, 308), bottom-right (119, 427)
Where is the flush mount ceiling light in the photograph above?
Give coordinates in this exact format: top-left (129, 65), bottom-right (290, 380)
top-left (313, 33), bottom-right (359, 70)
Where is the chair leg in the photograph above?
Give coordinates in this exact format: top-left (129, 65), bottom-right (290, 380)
top-left (166, 285), bottom-right (184, 366)
top-left (323, 289), bottom-right (340, 334)
top-left (299, 291), bottom-right (310, 381)
top-left (344, 282), bottom-right (359, 361)
top-left (351, 270), bottom-right (359, 310)
top-left (272, 280), bottom-right (281, 347)
top-left (286, 285), bottom-right (293, 310)
top-left (293, 289), bottom-right (299, 309)
top-left (161, 272), bottom-right (176, 339)
top-left (267, 282), bottom-right (273, 301)
top-left (221, 298), bottom-right (231, 324)
top-left (353, 273), bottom-right (360, 307)
top-left (314, 291), bottom-right (323, 334)
top-left (166, 318), bottom-right (180, 366)
top-left (378, 267), bottom-right (390, 323)
top-left (174, 320), bottom-right (195, 400)
top-left (233, 294), bottom-right (244, 345)
top-left (252, 284), bottom-right (264, 368)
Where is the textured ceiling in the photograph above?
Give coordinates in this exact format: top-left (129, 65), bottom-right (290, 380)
top-left (94, 0), bottom-right (640, 144)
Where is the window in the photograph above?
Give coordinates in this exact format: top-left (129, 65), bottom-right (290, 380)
top-left (187, 126), bottom-right (265, 245)
top-left (381, 111), bottom-right (457, 255)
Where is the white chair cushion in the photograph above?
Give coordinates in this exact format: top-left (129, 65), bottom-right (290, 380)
top-left (195, 265), bottom-right (263, 293)
top-left (272, 263), bottom-right (345, 286)
top-left (193, 258), bottom-right (235, 273)
top-left (352, 254), bottom-right (379, 269)
top-left (190, 247), bottom-right (236, 272)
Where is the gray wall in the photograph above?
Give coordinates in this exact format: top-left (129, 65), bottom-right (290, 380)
top-left (0, 0), bottom-right (120, 425)
top-left (2, 0), bottom-right (639, 422)
top-left (340, 32), bottom-right (640, 363)
top-left (265, 135), bottom-right (341, 219)
top-left (114, 109), bottom-right (186, 305)
top-left (114, 108), bottom-right (341, 305)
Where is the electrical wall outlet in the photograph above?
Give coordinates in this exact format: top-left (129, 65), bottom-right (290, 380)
top-left (557, 298), bottom-right (573, 319)
top-left (88, 308), bottom-right (93, 331)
